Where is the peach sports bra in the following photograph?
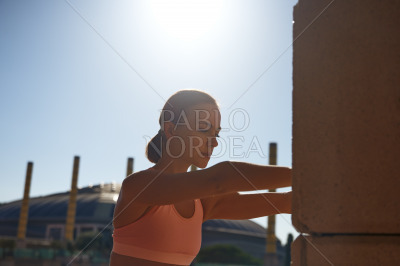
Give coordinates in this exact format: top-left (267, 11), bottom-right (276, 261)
top-left (112, 199), bottom-right (203, 265)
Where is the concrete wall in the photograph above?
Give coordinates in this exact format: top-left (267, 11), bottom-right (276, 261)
top-left (292, 0), bottom-right (400, 264)
top-left (292, 235), bottom-right (400, 266)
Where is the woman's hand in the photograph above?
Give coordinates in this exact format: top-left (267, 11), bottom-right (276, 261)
top-left (283, 191), bottom-right (292, 214)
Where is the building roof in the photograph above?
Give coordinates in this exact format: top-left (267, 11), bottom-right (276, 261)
top-left (0, 183), bottom-right (119, 224)
top-left (0, 183), bottom-right (267, 239)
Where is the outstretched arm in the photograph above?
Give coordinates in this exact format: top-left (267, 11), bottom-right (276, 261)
top-left (201, 191), bottom-right (292, 221)
top-left (221, 161), bottom-right (291, 192)
top-left (123, 161), bottom-right (291, 206)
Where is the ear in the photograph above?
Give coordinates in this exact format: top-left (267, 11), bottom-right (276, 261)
top-left (163, 121), bottom-right (175, 139)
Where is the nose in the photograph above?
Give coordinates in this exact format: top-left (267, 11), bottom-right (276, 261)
top-left (209, 136), bottom-right (218, 148)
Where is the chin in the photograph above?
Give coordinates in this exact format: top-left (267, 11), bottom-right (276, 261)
top-left (193, 158), bottom-right (210, 169)
top-left (197, 163), bottom-right (208, 169)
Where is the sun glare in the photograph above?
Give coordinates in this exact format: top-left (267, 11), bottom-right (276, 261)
top-left (149, 0), bottom-right (223, 42)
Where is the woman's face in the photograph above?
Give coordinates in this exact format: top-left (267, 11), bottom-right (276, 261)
top-left (164, 103), bottom-right (221, 168)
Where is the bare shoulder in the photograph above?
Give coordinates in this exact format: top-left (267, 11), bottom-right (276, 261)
top-left (119, 167), bottom-right (161, 206)
top-left (119, 162), bottom-right (227, 206)
top-left (121, 167), bottom-right (160, 189)
top-left (113, 169), bottom-right (157, 228)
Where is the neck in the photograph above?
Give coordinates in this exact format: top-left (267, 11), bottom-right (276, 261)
top-left (151, 156), bottom-right (191, 174)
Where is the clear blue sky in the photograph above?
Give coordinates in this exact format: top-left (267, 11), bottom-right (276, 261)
top-left (0, 0), bottom-right (298, 243)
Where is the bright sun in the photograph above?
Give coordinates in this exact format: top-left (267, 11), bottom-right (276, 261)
top-left (149, 0), bottom-right (223, 42)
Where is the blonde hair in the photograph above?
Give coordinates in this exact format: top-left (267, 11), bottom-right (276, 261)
top-left (146, 89), bottom-right (219, 164)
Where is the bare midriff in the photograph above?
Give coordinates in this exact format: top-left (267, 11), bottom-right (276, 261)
top-left (110, 251), bottom-right (185, 266)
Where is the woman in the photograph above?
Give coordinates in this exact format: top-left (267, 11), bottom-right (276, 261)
top-left (110, 89), bottom-right (292, 266)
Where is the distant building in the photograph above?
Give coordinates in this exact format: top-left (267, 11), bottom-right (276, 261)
top-left (0, 183), bottom-right (284, 260)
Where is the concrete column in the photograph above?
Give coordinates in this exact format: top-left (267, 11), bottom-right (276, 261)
top-left (292, 0), bottom-right (400, 265)
top-left (292, 235), bottom-right (400, 266)
top-left (126, 157), bottom-right (134, 176)
top-left (265, 143), bottom-right (282, 266)
top-left (65, 156), bottom-right (80, 241)
top-left (17, 162), bottom-right (33, 240)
